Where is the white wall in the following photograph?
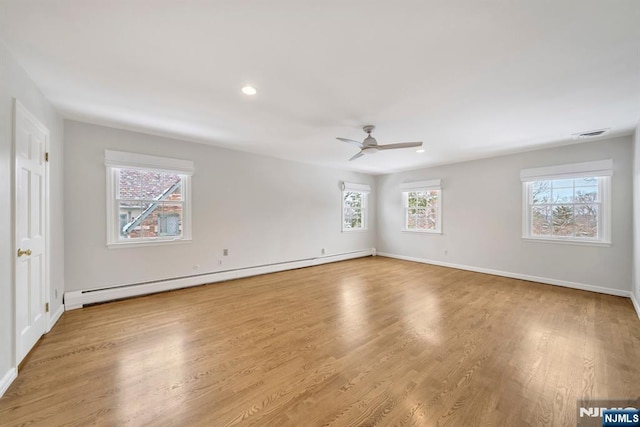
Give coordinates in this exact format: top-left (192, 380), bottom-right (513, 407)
top-left (376, 136), bottom-right (634, 294)
top-left (633, 127), bottom-right (640, 311)
top-left (63, 121), bottom-right (375, 292)
top-left (0, 43), bottom-right (64, 391)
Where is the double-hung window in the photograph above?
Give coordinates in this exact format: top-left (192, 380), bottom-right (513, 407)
top-left (342, 182), bottom-right (370, 231)
top-left (521, 159), bottom-right (612, 245)
top-left (105, 150), bottom-right (193, 247)
top-left (400, 179), bottom-right (442, 233)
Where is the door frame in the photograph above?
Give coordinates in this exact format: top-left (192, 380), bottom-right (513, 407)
top-left (13, 99), bottom-right (51, 368)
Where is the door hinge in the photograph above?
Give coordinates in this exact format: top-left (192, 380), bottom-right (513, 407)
top-left (45, 302), bottom-right (50, 313)
top-left (45, 152), bottom-right (49, 162)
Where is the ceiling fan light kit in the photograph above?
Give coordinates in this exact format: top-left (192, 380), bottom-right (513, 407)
top-left (337, 125), bottom-right (423, 161)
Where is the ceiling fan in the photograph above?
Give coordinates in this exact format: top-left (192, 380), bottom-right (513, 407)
top-left (337, 125), bottom-right (423, 161)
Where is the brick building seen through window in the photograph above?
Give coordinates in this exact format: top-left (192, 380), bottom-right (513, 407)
top-left (117, 169), bottom-right (184, 239)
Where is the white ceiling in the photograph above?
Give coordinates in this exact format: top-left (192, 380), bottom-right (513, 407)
top-left (1, 1), bottom-right (639, 174)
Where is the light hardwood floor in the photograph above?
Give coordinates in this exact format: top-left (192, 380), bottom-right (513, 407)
top-left (1, 257), bottom-right (639, 426)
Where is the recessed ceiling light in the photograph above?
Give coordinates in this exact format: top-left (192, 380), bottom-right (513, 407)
top-left (241, 86), bottom-right (257, 96)
top-left (416, 149), bottom-right (425, 153)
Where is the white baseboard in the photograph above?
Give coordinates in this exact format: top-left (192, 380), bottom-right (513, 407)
top-left (47, 303), bottom-right (65, 332)
top-left (0, 367), bottom-right (17, 397)
top-left (377, 252), bottom-right (632, 298)
top-left (631, 293), bottom-right (640, 321)
top-left (64, 249), bottom-right (373, 309)
top-left (2, 304), bottom-right (65, 398)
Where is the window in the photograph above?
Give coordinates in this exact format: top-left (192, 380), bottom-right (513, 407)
top-left (105, 150), bottom-right (193, 247)
top-left (400, 179), bottom-right (442, 233)
top-left (521, 160), bottom-right (612, 245)
top-left (342, 182), bottom-right (370, 231)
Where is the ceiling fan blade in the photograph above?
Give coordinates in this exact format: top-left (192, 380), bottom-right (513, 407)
top-left (337, 137), bottom-right (363, 148)
top-left (349, 151), bottom-right (364, 161)
top-left (376, 142), bottom-right (423, 150)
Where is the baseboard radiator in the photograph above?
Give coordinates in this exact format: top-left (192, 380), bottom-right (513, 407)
top-left (64, 249), bottom-right (374, 310)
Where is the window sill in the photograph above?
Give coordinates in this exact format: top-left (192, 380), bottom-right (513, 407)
top-left (402, 229), bottom-right (442, 234)
top-left (521, 237), bottom-right (611, 248)
top-left (107, 238), bottom-right (192, 249)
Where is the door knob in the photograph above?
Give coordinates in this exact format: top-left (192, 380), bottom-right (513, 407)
top-left (17, 248), bottom-right (32, 257)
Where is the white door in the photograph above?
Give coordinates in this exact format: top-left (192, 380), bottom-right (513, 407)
top-left (14, 100), bottom-right (49, 364)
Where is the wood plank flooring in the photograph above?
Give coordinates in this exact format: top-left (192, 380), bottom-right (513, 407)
top-left (1, 257), bottom-right (639, 426)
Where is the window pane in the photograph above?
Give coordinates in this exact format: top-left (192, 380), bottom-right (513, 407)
top-left (406, 212), bottom-right (416, 229)
top-left (551, 178), bottom-right (573, 188)
top-left (415, 210), bottom-right (427, 229)
top-left (574, 186), bottom-right (598, 203)
top-left (130, 202), bottom-right (182, 238)
top-left (118, 201), bottom-right (141, 238)
top-left (118, 169), bottom-right (182, 202)
top-left (425, 208), bottom-right (436, 230)
top-left (343, 207), bottom-right (362, 229)
top-left (407, 192), bottom-right (417, 208)
top-left (119, 202), bottom-right (149, 239)
top-left (531, 181), bottom-right (550, 204)
top-left (139, 203), bottom-right (156, 238)
top-left (574, 204), bottom-right (598, 238)
top-left (575, 177), bottom-right (597, 187)
top-left (158, 203), bottom-right (183, 237)
top-left (426, 190), bottom-right (439, 207)
top-left (119, 213), bottom-right (128, 235)
top-left (531, 206), bottom-right (551, 236)
top-left (552, 205), bottom-right (574, 237)
top-left (552, 187), bottom-right (573, 203)
top-left (118, 169), bottom-right (142, 200)
top-left (343, 191), bottom-right (365, 230)
top-left (343, 192), bottom-right (362, 209)
top-left (162, 174), bottom-right (182, 201)
top-left (140, 171), bottom-right (165, 199)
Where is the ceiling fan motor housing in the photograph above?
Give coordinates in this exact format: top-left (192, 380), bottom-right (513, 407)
top-left (363, 135), bottom-right (378, 147)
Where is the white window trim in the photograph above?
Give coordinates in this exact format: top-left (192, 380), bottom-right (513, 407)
top-left (105, 150), bottom-right (194, 248)
top-left (341, 181), bottom-right (370, 232)
top-left (401, 179), bottom-right (442, 234)
top-left (520, 160), bottom-right (612, 246)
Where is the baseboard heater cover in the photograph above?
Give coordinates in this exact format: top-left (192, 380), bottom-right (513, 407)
top-left (64, 249), bottom-right (373, 310)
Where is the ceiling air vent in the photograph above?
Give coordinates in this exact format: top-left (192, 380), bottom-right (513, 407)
top-left (572, 128), bottom-right (610, 140)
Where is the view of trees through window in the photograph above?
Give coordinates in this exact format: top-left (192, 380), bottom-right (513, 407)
top-left (529, 177), bottom-right (599, 238)
top-left (405, 190), bottom-right (439, 231)
top-left (343, 191), bottom-right (365, 230)
top-left (117, 168), bottom-right (184, 239)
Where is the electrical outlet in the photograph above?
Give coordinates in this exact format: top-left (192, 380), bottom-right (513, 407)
top-left (193, 264), bottom-right (200, 270)
top-left (223, 249), bottom-right (228, 256)
top-left (218, 259), bottom-right (223, 265)
top-left (321, 248), bottom-right (326, 255)
top-left (55, 289), bottom-right (58, 299)
top-left (444, 249), bottom-right (448, 255)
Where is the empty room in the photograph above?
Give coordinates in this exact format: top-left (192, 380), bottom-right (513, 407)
top-left (1, 1), bottom-right (639, 426)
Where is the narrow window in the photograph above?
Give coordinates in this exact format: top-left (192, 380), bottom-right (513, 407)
top-left (342, 182), bottom-right (371, 231)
